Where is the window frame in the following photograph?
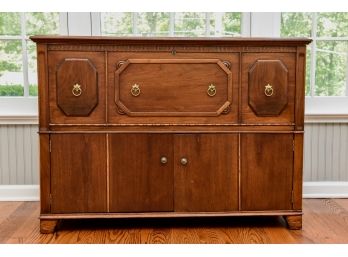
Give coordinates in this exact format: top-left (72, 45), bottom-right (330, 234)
top-left (1, 12), bottom-right (347, 124)
top-left (0, 12), bottom-right (67, 123)
top-left (280, 12), bottom-right (348, 119)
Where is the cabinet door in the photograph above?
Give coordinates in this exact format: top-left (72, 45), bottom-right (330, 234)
top-left (174, 134), bottom-right (238, 212)
top-left (109, 134), bottom-right (173, 212)
top-left (241, 134), bottom-right (294, 211)
top-left (51, 134), bottom-right (107, 213)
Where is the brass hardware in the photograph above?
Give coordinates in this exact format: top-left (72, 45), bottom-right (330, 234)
top-left (264, 84), bottom-right (274, 97)
top-left (117, 60), bottom-right (126, 69)
top-left (160, 156), bottom-right (168, 164)
top-left (222, 60), bottom-right (231, 69)
top-left (131, 84), bottom-right (141, 97)
top-left (180, 157), bottom-right (188, 166)
top-left (72, 83), bottom-right (82, 97)
top-left (207, 84), bottom-right (216, 97)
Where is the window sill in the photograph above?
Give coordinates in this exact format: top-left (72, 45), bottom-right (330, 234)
top-left (1, 97), bottom-right (348, 124)
top-left (0, 97), bottom-right (38, 124)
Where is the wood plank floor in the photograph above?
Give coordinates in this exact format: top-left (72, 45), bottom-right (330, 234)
top-left (0, 199), bottom-right (347, 243)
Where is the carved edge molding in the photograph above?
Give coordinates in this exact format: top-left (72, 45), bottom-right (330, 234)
top-left (48, 44), bottom-right (297, 53)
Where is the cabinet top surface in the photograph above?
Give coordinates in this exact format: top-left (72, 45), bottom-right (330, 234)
top-left (30, 35), bottom-right (312, 46)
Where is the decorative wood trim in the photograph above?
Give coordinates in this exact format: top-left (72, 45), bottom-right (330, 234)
top-left (106, 133), bottom-right (109, 213)
top-left (39, 134), bottom-right (51, 213)
top-left (238, 133), bottom-right (241, 211)
top-left (293, 134), bottom-right (303, 210)
top-left (46, 44), bottom-right (300, 53)
top-left (39, 131), bottom-right (303, 134)
top-left (40, 210), bottom-right (303, 219)
top-left (48, 123), bottom-right (296, 126)
top-left (295, 46), bottom-right (306, 130)
top-left (31, 35), bottom-right (311, 46)
top-left (37, 44), bottom-right (49, 131)
top-left (114, 58), bottom-right (232, 117)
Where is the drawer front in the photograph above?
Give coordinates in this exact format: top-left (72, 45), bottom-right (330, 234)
top-left (48, 51), bottom-right (105, 124)
top-left (116, 59), bottom-right (231, 116)
top-left (108, 52), bottom-right (239, 125)
top-left (242, 53), bottom-right (296, 125)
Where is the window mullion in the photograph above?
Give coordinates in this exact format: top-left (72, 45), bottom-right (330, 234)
top-left (205, 13), bottom-right (211, 36)
top-left (310, 12), bottom-right (318, 97)
top-left (346, 52), bottom-right (348, 96)
top-left (214, 13), bottom-right (222, 36)
top-left (132, 13), bottom-right (138, 35)
top-left (20, 12), bottom-right (29, 97)
top-left (169, 13), bottom-right (175, 36)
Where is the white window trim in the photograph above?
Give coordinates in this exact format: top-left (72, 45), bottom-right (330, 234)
top-left (1, 12), bottom-right (347, 124)
top-left (0, 12), bottom-right (69, 123)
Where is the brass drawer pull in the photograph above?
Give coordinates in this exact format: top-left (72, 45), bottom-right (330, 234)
top-left (207, 84), bottom-right (216, 97)
top-left (180, 157), bottom-right (188, 166)
top-left (131, 84), bottom-right (141, 97)
top-left (160, 156), bottom-right (168, 164)
top-left (72, 83), bottom-right (82, 97)
top-left (264, 84), bottom-right (274, 97)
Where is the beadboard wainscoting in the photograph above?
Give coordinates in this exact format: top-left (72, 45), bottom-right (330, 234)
top-left (0, 124), bottom-right (39, 185)
top-left (0, 123), bottom-right (347, 200)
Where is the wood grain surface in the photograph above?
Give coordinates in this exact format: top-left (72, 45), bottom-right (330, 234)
top-left (0, 199), bottom-right (346, 243)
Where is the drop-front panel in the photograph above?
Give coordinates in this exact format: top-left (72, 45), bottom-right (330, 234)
top-left (31, 36), bottom-right (311, 233)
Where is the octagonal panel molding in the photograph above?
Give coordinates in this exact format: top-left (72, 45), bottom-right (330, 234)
top-left (248, 59), bottom-right (288, 116)
top-left (114, 59), bottom-right (232, 117)
top-left (56, 58), bottom-right (98, 116)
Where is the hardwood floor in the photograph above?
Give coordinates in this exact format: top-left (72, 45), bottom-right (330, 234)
top-left (0, 199), bottom-right (347, 243)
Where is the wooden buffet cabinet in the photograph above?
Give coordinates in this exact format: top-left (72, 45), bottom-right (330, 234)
top-left (31, 36), bottom-right (311, 233)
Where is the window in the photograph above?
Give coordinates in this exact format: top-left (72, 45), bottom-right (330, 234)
top-left (0, 12), bottom-right (59, 97)
top-left (281, 13), bottom-right (348, 97)
top-left (101, 12), bottom-right (242, 37)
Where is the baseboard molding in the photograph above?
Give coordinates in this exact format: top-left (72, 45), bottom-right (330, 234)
top-left (0, 185), bottom-right (39, 201)
top-left (0, 182), bottom-right (347, 201)
top-left (303, 182), bottom-right (348, 198)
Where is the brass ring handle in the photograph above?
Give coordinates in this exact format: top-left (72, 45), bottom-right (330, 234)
top-left (180, 157), bottom-right (188, 166)
top-left (72, 83), bottom-right (82, 97)
top-left (207, 84), bottom-right (216, 97)
top-left (264, 84), bottom-right (274, 97)
top-left (160, 156), bottom-right (168, 164)
top-left (131, 84), bottom-right (141, 97)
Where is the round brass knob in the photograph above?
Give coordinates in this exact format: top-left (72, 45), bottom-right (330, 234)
top-left (131, 84), bottom-right (141, 97)
top-left (264, 84), bottom-right (274, 97)
top-left (160, 156), bottom-right (168, 164)
top-left (207, 84), bottom-right (216, 97)
top-left (180, 157), bottom-right (188, 166)
top-left (72, 83), bottom-right (82, 97)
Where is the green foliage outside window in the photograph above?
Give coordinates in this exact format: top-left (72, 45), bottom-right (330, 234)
top-left (101, 12), bottom-right (241, 37)
top-left (281, 12), bottom-right (348, 96)
top-left (0, 12), bottom-right (59, 97)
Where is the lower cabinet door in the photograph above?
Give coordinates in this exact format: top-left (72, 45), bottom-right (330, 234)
top-left (241, 134), bottom-right (294, 211)
top-left (174, 134), bottom-right (238, 212)
top-left (50, 134), bottom-right (107, 213)
top-left (109, 134), bottom-right (174, 212)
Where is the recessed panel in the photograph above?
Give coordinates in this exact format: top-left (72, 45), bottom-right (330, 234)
top-left (248, 60), bottom-right (288, 116)
top-left (56, 58), bottom-right (98, 116)
top-left (115, 59), bottom-right (232, 116)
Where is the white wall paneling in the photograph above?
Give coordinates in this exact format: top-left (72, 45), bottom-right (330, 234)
top-left (0, 125), bottom-right (39, 185)
top-left (304, 123), bottom-right (348, 182)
